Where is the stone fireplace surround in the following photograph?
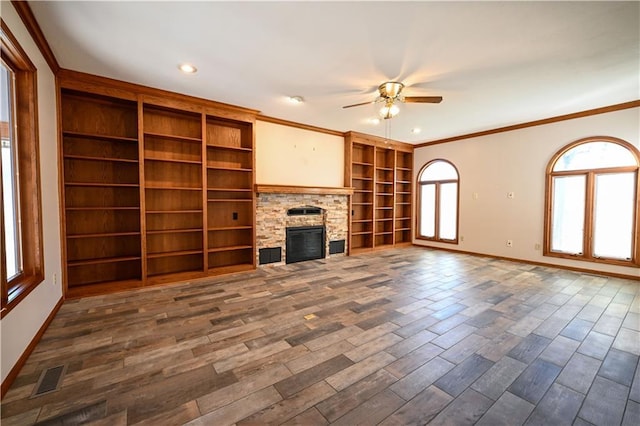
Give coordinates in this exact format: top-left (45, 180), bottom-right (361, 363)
top-left (255, 185), bottom-right (352, 266)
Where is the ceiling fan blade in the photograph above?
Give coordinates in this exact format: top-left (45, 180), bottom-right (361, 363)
top-left (342, 100), bottom-right (376, 109)
top-left (404, 96), bottom-right (443, 104)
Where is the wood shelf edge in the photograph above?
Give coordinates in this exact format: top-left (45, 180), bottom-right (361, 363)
top-left (66, 279), bottom-right (144, 299)
top-left (255, 184), bottom-right (354, 195)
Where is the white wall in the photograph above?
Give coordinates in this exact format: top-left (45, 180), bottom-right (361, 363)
top-left (256, 120), bottom-right (344, 187)
top-left (414, 107), bottom-right (640, 278)
top-left (1, 2), bottom-right (63, 384)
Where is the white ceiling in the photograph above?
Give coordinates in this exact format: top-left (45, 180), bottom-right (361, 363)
top-left (29, 1), bottom-right (639, 143)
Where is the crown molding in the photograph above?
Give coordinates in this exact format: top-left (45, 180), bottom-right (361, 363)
top-left (10, 1), bottom-right (59, 73)
top-left (416, 100), bottom-right (640, 148)
top-left (257, 115), bottom-right (345, 137)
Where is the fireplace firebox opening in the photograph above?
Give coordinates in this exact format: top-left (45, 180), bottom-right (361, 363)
top-left (286, 225), bottom-right (326, 264)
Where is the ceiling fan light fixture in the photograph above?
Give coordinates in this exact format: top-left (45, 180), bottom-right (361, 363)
top-left (379, 102), bottom-right (399, 119)
top-left (379, 81), bottom-right (404, 99)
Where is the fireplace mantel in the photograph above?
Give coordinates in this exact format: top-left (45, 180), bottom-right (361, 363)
top-left (255, 184), bottom-right (354, 196)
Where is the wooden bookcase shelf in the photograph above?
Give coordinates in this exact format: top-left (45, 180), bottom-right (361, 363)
top-left (62, 131), bottom-right (138, 143)
top-left (64, 154), bottom-right (138, 164)
top-left (59, 73), bottom-right (257, 297)
top-left (143, 104), bottom-right (204, 278)
top-left (345, 132), bottom-right (413, 253)
top-left (205, 117), bottom-right (254, 273)
top-left (395, 150), bottom-right (413, 244)
top-left (60, 89), bottom-right (143, 289)
top-left (64, 182), bottom-right (139, 188)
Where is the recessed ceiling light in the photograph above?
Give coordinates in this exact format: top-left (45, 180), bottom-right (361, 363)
top-left (287, 96), bottom-right (304, 104)
top-left (411, 127), bottom-right (422, 134)
top-left (368, 118), bottom-right (381, 125)
top-left (179, 63), bottom-right (197, 74)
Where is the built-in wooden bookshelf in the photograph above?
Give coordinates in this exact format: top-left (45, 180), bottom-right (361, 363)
top-left (349, 142), bottom-right (375, 250)
top-left (206, 117), bottom-right (254, 274)
top-left (395, 150), bottom-right (413, 244)
top-left (58, 70), bottom-right (258, 297)
top-left (344, 132), bottom-right (413, 254)
top-left (142, 105), bottom-right (204, 280)
top-left (61, 89), bottom-right (143, 289)
top-left (375, 147), bottom-right (395, 248)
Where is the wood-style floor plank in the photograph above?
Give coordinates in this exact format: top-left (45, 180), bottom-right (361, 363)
top-left (1, 247), bottom-right (638, 425)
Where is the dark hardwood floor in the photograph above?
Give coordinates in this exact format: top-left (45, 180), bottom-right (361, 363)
top-left (1, 247), bottom-right (639, 425)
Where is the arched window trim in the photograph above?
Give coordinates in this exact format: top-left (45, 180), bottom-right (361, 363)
top-left (544, 136), bottom-right (640, 267)
top-left (416, 159), bottom-right (460, 244)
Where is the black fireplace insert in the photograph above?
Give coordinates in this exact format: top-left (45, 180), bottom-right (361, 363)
top-left (286, 225), bottom-right (325, 264)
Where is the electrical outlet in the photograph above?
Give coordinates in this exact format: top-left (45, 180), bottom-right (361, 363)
top-left (535, 243), bottom-right (541, 250)
top-left (506, 240), bottom-right (513, 247)
top-left (232, 212), bottom-right (238, 220)
top-left (473, 192), bottom-right (479, 200)
top-left (460, 236), bottom-right (465, 242)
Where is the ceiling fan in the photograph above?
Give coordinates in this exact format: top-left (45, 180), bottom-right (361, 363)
top-left (342, 81), bottom-right (442, 119)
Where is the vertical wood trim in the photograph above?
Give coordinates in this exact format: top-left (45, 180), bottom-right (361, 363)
top-left (1, 296), bottom-right (63, 399)
top-left (543, 173), bottom-right (553, 257)
top-left (584, 172), bottom-right (595, 258)
top-left (251, 120), bottom-right (257, 268)
top-left (202, 113), bottom-right (208, 271)
top-left (434, 182), bottom-right (441, 240)
top-left (9, 0), bottom-right (60, 74)
top-left (635, 170), bottom-right (640, 264)
top-left (137, 99), bottom-right (147, 283)
top-left (372, 146), bottom-right (378, 249)
top-left (392, 150), bottom-right (398, 244)
top-left (56, 79), bottom-right (68, 295)
top-left (1, 153), bottom-right (7, 308)
top-left (415, 172), bottom-right (420, 240)
top-left (409, 150), bottom-right (414, 243)
top-left (344, 134), bottom-right (353, 255)
top-left (455, 162), bottom-right (460, 245)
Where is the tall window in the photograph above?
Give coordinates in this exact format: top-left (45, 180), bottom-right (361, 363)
top-left (2, 60), bottom-right (22, 281)
top-left (1, 22), bottom-right (44, 314)
top-left (545, 137), bottom-right (639, 266)
top-left (417, 159), bottom-right (459, 243)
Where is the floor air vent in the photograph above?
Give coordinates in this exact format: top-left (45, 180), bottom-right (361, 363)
top-left (32, 365), bottom-right (66, 397)
top-left (34, 401), bottom-right (107, 425)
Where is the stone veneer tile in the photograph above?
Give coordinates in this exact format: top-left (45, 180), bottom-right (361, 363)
top-left (256, 193), bottom-right (349, 265)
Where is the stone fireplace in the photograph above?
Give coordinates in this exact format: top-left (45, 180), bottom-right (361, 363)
top-left (255, 185), bottom-right (351, 266)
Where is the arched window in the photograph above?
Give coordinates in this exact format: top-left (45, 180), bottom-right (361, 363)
top-left (417, 159), bottom-right (459, 243)
top-left (545, 137), bottom-right (639, 266)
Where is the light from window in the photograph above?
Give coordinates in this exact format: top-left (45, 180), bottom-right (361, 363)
top-left (593, 173), bottom-right (634, 260)
top-left (421, 161), bottom-right (458, 181)
top-left (420, 184), bottom-right (435, 238)
top-left (1, 61), bottom-right (22, 280)
top-left (439, 182), bottom-right (458, 240)
top-left (546, 138), bottom-right (639, 266)
top-left (553, 141), bottom-right (636, 171)
top-left (551, 175), bottom-right (585, 254)
top-left (1, 21), bottom-right (45, 313)
top-left (418, 160), bottom-right (459, 243)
